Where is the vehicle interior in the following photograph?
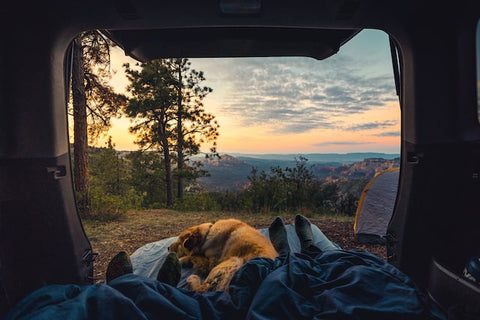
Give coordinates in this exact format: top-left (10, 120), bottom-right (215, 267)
top-left (1, 0), bottom-right (479, 317)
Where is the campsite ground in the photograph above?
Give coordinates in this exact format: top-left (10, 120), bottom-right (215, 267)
top-left (82, 210), bottom-right (387, 282)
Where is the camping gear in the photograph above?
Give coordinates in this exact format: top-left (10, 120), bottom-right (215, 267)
top-left (354, 168), bottom-right (400, 244)
top-left (3, 250), bottom-right (445, 319)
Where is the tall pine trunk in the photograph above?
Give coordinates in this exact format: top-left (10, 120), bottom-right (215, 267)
top-left (176, 65), bottom-right (184, 200)
top-left (162, 137), bottom-right (173, 207)
top-left (72, 35), bottom-right (90, 216)
top-left (159, 112), bottom-right (173, 207)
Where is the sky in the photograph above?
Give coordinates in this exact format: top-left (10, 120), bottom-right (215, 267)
top-left (102, 29), bottom-right (401, 154)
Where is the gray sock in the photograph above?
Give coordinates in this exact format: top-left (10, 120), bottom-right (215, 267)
top-left (157, 252), bottom-right (181, 286)
top-left (268, 216), bottom-right (290, 254)
top-left (106, 251), bottom-right (133, 283)
top-left (294, 214), bottom-right (314, 250)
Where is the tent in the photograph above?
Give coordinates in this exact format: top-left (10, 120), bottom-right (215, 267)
top-left (354, 168), bottom-right (400, 244)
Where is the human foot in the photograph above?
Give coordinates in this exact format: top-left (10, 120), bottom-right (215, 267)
top-left (106, 251), bottom-right (133, 283)
top-left (268, 216), bottom-right (290, 254)
top-left (294, 214), bottom-right (314, 250)
top-left (157, 252), bottom-right (181, 287)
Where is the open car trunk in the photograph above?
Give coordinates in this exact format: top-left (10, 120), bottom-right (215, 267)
top-left (1, 0), bottom-right (480, 317)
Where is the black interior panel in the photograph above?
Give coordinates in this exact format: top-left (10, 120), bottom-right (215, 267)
top-left (1, 0), bottom-right (479, 316)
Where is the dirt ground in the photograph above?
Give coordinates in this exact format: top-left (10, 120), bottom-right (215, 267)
top-left (82, 210), bottom-right (387, 282)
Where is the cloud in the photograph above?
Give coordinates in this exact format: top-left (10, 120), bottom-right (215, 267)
top-left (375, 131), bottom-right (401, 137)
top-left (346, 120), bottom-right (397, 131)
top-left (216, 57), bottom-right (395, 134)
top-left (191, 32), bottom-right (398, 135)
top-left (311, 141), bottom-right (372, 147)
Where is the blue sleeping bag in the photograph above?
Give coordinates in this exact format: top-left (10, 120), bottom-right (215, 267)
top-left (4, 250), bottom-right (446, 319)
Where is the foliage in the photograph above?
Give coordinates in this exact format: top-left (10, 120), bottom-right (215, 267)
top-left (209, 191), bottom-right (253, 213)
top-left (337, 193), bottom-right (359, 216)
top-left (166, 58), bottom-right (219, 200)
top-left (126, 151), bottom-right (167, 208)
top-left (240, 157), bottom-right (361, 215)
top-left (123, 59), bottom-right (219, 206)
top-left (70, 30), bottom-right (127, 217)
top-left (173, 193), bottom-right (220, 212)
top-left (79, 31), bottom-right (128, 140)
top-left (123, 60), bottom-right (178, 206)
top-left (86, 138), bottom-right (142, 220)
top-left (83, 146), bottom-right (364, 217)
top-left (123, 60), bottom-right (176, 150)
top-left (88, 192), bottom-right (130, 221)
top-left (245, 157), bottom-right (318, 212)
top-left (336, 177), bottom-right (370, 199)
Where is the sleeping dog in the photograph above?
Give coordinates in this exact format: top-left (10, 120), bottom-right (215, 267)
top-left (168, 218), bottom-right (278, 292)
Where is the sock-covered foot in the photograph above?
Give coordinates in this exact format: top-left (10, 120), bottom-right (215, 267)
top-left (157, 252), bottom-right (181, 287)
top-left (295, 214), bottom-right (314, 250)
top-left (268, 216), bottom-right (290, 254)
top-left (106, 251), bottom-right (133, 283)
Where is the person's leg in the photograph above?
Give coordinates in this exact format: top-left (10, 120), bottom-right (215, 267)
top-left (268, 216), bottom-right (291, 254)
top-left (106, 251), bottom-right (133, 283)
top-left (156, 252), bottom-right (181, 287)
top-left (294, 214), bottom-right (323, 256)
top-left (107, 251), bottom-right (181, 287)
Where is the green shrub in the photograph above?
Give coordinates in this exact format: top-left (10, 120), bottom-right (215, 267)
top-left (173, 193), bottom-right (220, 212)
top-left (89, 193), bottom-right (128, 221)
top-left (209, 191), bottom-right (252, 212)
top-left (86, 186), bottom-right (143, 221)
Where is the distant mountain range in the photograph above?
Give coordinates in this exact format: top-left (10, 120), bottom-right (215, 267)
top-left (195, 153), bottom-right (399, 192)
top-left (228, 152), bottom-right (399, 164)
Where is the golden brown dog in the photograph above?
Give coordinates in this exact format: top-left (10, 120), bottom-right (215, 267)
top-left (168, 218), bottom-right (278, 292)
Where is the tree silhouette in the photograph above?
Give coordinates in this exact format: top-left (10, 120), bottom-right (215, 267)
top-left (71, 30), bottom-right (126, 216)
top-left (166, 58), bottom-right (219, 200)
top-left (123, 59), bottom-right (219, 207)
top-left (123, 60), bottom-right (176, 206)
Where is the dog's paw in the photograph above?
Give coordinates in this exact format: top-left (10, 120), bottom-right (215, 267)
top-left (186, 274), bottom-right (202, 290)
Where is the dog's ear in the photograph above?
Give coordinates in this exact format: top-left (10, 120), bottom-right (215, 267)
top-left (183, 231), bottom-right (201, 250)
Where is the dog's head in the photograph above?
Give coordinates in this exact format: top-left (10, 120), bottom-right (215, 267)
top-left (168, 222), bottom-right (213, 257)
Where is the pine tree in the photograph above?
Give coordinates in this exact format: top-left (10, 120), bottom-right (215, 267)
top-left (71, 30), bottom-right (127, 216)
top-left (165, 58), bottom-right (219, 200)
top-left (71, 35), bottom-right (90, 214)
top-left (123, 59), bottom-right (219, 207)
top-left (123, 60), bottom-right (176, 207)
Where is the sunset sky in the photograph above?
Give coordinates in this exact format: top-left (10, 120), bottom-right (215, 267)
top-left (101, 29), bottom-right (401, 154)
